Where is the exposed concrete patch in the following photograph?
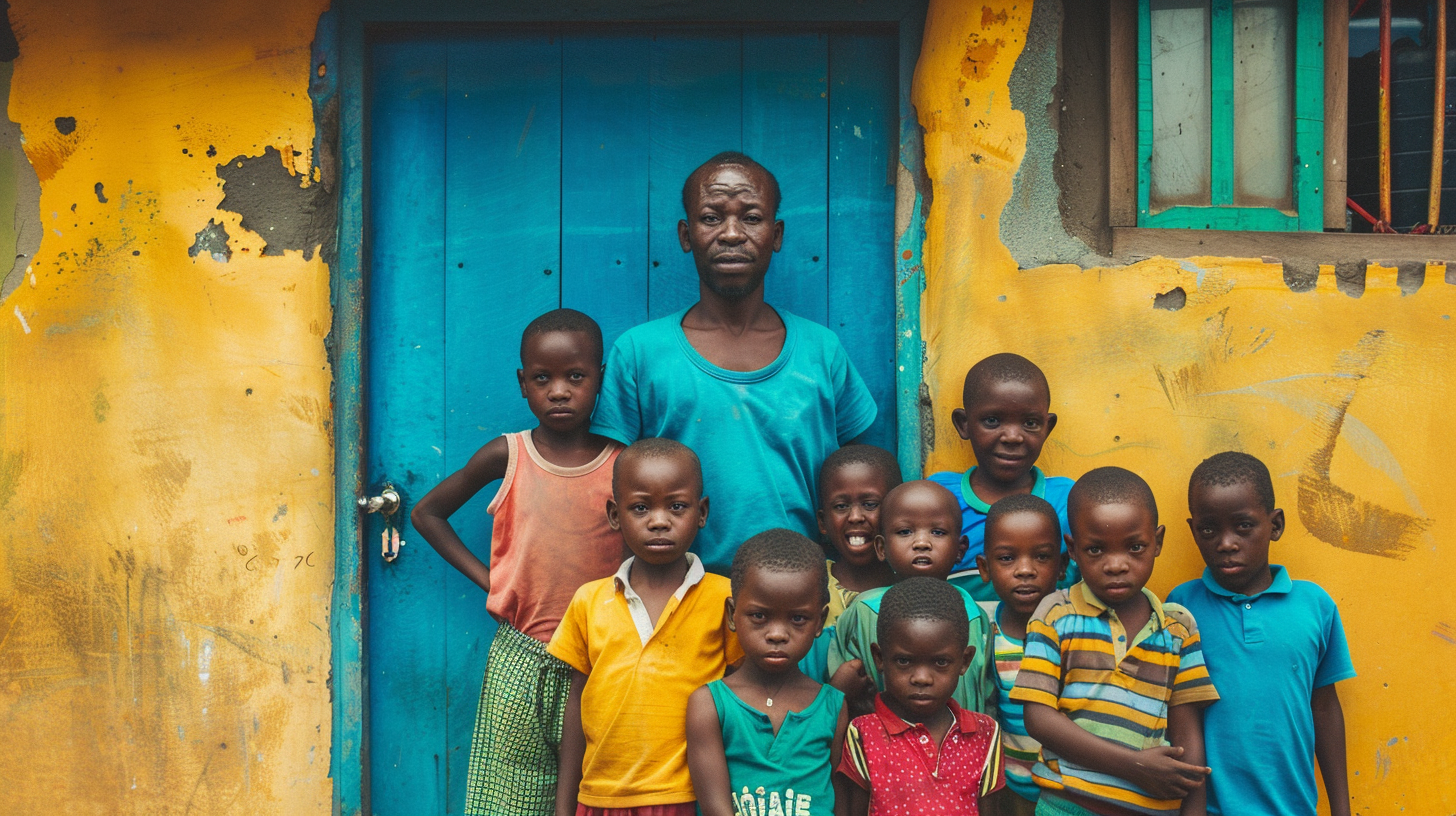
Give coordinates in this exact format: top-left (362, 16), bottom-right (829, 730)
top-left (54, 116), bottom-right (75, 135)
top-left (1393, 261), bottom-right (1427, 294)
top-left (0, 2), bottom-right (16, 63)
top-left (93, 181), bottom-right (106, 204)
top-left (1153, 287), bottom-right (1187, 311)
top-left (1282, 259), bottom-right (1320, 292)
top-left (188, 219), bottom-right (231, 263)
top-left (1000, 0), bottom-right (1102, 268)
top-left (0, 60), bottom-right (44, 303)
top-left (214, 145), bottom-right (334, 261)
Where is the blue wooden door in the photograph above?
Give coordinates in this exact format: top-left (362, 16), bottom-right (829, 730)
top-left (366, 28), bottom-right (897, 814)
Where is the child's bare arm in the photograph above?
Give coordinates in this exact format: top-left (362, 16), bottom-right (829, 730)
top-left (1023, 702), bottom-right (1208, 800)
top-left (827, 660), bottom-right (876, 717)
top-left (685, 686), bottom-right (734, 816)
top-left (834, 773), bottom-right (868, 816)
top-left (1167, 703), bottom-right (1210, 816)
top-left (554, 671), bottom-right (588, 816)
top-left (1312, 684), bottom-right (1351, 816)
top-left (829, 701), bottom-right (849, 770)
top-left (409, 436), bottom-right (509, 592)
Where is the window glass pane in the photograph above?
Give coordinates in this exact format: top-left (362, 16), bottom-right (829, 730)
top-left (1232, 0), bottom-right (1294, 209)
top-left (1150, 0), bottom-right (1212, 210)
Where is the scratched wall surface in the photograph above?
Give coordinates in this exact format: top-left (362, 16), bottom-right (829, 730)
top-left (914, 2), bottom-right (1454, 813)
top-left (0, 1), bottom-right (335, 813)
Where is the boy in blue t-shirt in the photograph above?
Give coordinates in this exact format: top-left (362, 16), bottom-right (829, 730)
top-left (1168, 452), bottom-right (1355, 816)
top-left (928, 353), bottom-right (1074, 604)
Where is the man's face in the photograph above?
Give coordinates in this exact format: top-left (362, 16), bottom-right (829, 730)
top-left (678, 164), bottom-right (783, 301)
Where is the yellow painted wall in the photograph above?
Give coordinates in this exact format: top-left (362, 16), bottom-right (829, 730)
top-left (0, 1), bottom-right (334, 813)
top-left (0, 0), bottom-right (1449, 813)
top-left (914, 2), bottom-right (1453, 813)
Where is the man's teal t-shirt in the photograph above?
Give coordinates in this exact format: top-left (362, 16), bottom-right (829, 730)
top-left (591, 307), bottom-right (877, 573)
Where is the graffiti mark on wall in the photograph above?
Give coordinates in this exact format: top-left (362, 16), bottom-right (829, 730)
top-left (1296, 331), bottom-right (1430, 559)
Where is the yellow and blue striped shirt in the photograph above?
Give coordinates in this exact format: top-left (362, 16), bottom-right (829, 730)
top-left (1009, 583), bottom-right (1219, 816)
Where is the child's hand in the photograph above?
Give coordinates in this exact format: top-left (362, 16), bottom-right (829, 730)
top-left (828, 659), bottom-right (877, 715)
top-left (1127, 746), bottom-right (1210, 800)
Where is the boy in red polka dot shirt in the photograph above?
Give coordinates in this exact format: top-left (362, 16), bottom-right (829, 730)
top-left (836, 578), bottom-right (1005, 815)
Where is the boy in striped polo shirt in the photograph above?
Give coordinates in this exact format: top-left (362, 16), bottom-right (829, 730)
top-left (1011, 467), bottom-right (1219, 816)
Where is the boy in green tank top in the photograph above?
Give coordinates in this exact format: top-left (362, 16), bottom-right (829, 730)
top-left (686, 529), bottom-right (850, 816)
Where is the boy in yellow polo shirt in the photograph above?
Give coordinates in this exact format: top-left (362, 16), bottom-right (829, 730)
top-left (550, 438), bottom-right (742, 816)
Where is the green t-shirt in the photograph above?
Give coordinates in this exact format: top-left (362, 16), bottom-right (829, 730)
top-left (826, 584), bottom-right (994, 713)
top-left (709, 680), bottom-right (844, 816)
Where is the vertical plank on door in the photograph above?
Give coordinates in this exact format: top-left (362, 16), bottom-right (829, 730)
top-left (367, 38), bottom-right (449, 816)
top-left (443, 33), bottom-right (563, 813)
top-left (562, 34), bottom-right (651, 349)
top-left (744, 33), bottom-right (830, 325)
top-left (647, 31), bottom-right (743, 319)
top-left (829, 33), bottom-right (898, 450)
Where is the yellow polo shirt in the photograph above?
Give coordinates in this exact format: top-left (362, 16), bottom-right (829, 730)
top-left (548, 554), bottom-right (742, 808)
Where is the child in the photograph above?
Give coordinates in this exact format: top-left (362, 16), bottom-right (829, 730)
top-left (837, 577), bottom-right (1006, 815)
top-left (1167, 452), bottom-right (1355, 816)
top-left (549, 438), bottom-right (742, 816)
top-left (686, 529), bottom-right (848, 816)
top-left (409, 308), bottom-right (625, 816)
top-left (928, 353), bottom-right (1075, 604)
top-left (977, 494), bottom-right (1068, 816)
top-left (818, 444), bottom-right (902, 626)
top-left (1012, 466), bottom-right (1219, 816)
top-left (828, 480), bottom-right (994, 714)
top-left (799, 445), bottom-right (902, 685)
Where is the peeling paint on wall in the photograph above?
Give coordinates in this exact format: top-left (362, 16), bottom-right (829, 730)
top-left (214, 146), bottom-right (334, 261)
top-left (915, 2), bottom-right (1456, 813)
top-left (0, 0), bottom-right (335, 813)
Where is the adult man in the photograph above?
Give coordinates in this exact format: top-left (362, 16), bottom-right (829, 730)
top-left (592, 152), bottom-right (877, 573)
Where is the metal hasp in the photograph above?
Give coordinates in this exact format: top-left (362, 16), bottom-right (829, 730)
top-left (357, 486), bottom-right (400, 516)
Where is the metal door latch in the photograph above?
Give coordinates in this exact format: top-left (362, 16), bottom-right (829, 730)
top-left (358, 485), bottom-right (404, 561)
top-left (358, 488), bottom-right (400, 516)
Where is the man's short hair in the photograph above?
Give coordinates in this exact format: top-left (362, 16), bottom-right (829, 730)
top-left (613, 437), bottom-right (703, 497)
top-left (681, 151), bottom-right (782, 215)
top-left (730, 528), bottom-right (830, 604)
top-left (986, 493), bottom-right (1062, 540)
top-left (1068, 466), bottom-right (1158, 528)
top-left (1189, 451), bottom-right (1276, 512)
top-left (962, 353), bottom-right (1050, 408)
top-left (817, 444), bottom-right (904, 498)
top-left (520, 308), bottom-right (604, 364)
top-left (876, 577), bottom-right (969, 645)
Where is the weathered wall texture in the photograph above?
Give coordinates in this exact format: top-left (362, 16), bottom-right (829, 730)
top-left (0, 1), bottom-right (335, 812)
top-left (915, 2), bottom-right (1453, 814)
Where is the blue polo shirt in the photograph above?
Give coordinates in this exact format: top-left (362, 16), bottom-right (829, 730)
top-left (1168, 566), bottom-right (1355, 816)
top-left (928, 466), bottom-right (1076, 603)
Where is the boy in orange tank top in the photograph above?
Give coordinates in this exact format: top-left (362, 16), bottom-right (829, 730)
top-left (411, 309), bottom-right (626, 816)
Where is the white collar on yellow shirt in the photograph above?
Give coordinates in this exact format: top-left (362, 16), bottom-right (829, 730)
top-left (612, 553), bottom-right (707, 645)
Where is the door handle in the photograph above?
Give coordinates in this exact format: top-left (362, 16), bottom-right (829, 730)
top-left (358, 485), bottom-right (404, 561)
top-left (357, 488), bottom-right (400, 516)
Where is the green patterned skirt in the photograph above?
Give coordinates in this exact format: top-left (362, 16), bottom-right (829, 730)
top-left (465, 621), bottom-right (573, 816)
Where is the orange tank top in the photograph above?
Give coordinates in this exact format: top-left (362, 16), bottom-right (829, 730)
top-left (485, 431), bottom-right (625, 642)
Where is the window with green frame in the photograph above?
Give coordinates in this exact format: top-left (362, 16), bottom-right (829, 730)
top-left (1138, 0), bottom-right (1325, 230)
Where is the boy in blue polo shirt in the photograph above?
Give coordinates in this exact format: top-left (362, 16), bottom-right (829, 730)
top-left (928, 353), bottom-right (1074, 604)
top-left (1168, 452), bottom-right (1355, 816)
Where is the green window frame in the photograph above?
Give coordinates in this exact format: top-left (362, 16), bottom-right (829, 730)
top-left (1137, 0), bottom-right (1325, 230)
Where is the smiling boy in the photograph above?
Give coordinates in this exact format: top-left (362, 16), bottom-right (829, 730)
top-left (1168, 452), bottom-right (1354, 816)
top-left (928, 353), bottom-right (1075, 604)
top-left (591, 152), bottom-right (877, 574)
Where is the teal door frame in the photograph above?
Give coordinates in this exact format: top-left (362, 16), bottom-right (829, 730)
top-left (322, 3), bottom-right (930, 813)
